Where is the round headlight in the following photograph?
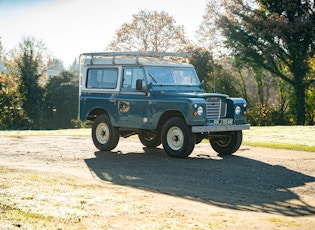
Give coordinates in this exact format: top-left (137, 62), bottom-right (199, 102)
top-left (235, 106), bottom-right (241, 115)
top-left (197, 106), bottom-right (204, 116)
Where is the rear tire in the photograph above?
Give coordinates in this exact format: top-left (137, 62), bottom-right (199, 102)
top-left (139, 132), bottom-right (161, 147)
top-left (161, 117), bottom-right (195, 158)
top-left (92, 115), bottom-right (119, 151)
top-left (210, 131), bottom-right (242, 155)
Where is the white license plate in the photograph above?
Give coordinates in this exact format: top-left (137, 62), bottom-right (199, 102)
top-left (214, 119), bottom-right (233, 125)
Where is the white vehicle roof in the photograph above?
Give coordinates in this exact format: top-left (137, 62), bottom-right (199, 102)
top-left (80, 51), bottom-right (193, 67)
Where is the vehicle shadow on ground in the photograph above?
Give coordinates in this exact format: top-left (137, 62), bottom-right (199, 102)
top-left (84, 147), bottom-right (315, 217)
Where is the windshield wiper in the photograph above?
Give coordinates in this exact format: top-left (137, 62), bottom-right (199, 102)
top-left (148, 73), bottom-right (157, 83)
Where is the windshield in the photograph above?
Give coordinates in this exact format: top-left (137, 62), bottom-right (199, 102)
top-left (145, 67), bottom-right (200, 85)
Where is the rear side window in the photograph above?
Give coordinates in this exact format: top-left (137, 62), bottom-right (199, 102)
top-left (86, 68), bottom-right (118, 89)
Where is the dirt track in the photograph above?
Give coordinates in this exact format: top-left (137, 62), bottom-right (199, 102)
top-left (1, 135), bottom-right (315, 229)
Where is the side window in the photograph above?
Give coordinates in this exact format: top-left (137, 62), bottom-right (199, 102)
top-left (86, 68), bottom-right (118, 89)
top-left (122, 68), bottom-right (146, 91)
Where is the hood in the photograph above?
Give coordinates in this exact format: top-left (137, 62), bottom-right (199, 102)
top-left (149, 85), bottom-right (228, 98)
top-left (152, 90), bottom-right (229, 99)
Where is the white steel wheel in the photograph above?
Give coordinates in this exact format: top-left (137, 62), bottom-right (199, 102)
top-left (95, 122), bottom-right (110, 144)
top-left (166, 126), bottom-right (184, 151)
top-left (92, 115), bottom-right (119, 151)
top-left (161, 117), bottom-right (195, 158)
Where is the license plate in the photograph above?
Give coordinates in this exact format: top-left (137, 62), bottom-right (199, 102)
top-left (214, 119), bottom-right (233, 125)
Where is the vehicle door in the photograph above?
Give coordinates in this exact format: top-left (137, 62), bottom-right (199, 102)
top-left (115, 67), bottom-right (149, 128)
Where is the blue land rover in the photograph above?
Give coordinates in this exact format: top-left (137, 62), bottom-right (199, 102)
top-left (79, 52), bottom-right (250, 158)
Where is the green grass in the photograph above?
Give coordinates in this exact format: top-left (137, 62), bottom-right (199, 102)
top-left (243, 126), bottom-right (315, 152)
top-left (0, 203), bottom-right (85, 229)
top-left (0, 129), bottom-right (90, 137)
top-left (0, 126), bottom-right (314, 152)
top-left (267, 217), bottom-right (298, 227)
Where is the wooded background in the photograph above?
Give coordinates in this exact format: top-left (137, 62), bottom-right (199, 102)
top-left (0, 0), bottom-right (314, 129)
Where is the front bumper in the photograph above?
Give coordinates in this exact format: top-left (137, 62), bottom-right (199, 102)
top-left (192, 124), bottom-right (250, 133)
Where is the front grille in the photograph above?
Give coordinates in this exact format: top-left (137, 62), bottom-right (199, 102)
top-left (206, 97), bottom-right (227, 119)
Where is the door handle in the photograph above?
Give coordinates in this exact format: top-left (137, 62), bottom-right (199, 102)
top-left (118, 101), bottom-right (130, 112)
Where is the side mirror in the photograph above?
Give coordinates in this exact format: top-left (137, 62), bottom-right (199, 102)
top-left (136, 79), bottom-right (143, 90)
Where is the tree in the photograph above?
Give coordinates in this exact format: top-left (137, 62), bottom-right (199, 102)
top-left (11, 37), bottom-right (48, 129)
top-left (68, 58), bottom-right (79, 76)
top-left (107, 10), bottom-right (190, 52)
top-left (188, 47), bottom-right (215, 83)
top-left (0, 39), bottom-right (25, 129)
top-left (188, 47), bottom-right (241, 96)
top-left (216, 0), bottom-right (315, 124)
top-left (43, 71), bottom-right (78, 129)
top-left (197, 0), bottom-right (235, 58)
top-left (234, 60), bottom-right (292, 125)
top-left (0, 72), bottom-right (24, 129)
top-left (46, 58), bottom-right (64, 78)
top-left (305, 56), bottom-right (315, 124)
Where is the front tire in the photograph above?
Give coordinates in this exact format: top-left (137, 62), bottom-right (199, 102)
top-left (210, 131), bottom-right (242, 155)
top-left (161, 117), bottom-right (195, 158)
top-left (92, 115), bottom-right (119, 151)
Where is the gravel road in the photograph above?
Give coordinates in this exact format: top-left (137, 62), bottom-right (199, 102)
top-left (1, 135), bottom-right (315, 229)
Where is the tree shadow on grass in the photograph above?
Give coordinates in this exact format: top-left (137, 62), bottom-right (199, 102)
top-left (84, 147), bottom-right (315, 217)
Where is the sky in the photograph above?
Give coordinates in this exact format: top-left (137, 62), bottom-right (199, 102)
top-left (0, 0), bottom-right (206, 67)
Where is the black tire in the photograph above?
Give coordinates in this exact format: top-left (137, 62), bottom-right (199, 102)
top-left (196, 134), bottom-right (204, 144)
top-left (210, 131), bottom-right (243, 155)
top-left (161, 117), bottom-right (195, 158)
top-left (138, 132), bottom-right (161, 148)
top-left (92, 115), bottom-right (119, 151)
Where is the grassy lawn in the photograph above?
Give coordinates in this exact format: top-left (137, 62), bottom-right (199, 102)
top-left (243, 126), bottom-right (315, 152)
top-left (0, 126), bottom-right (314, 152)
top-left (0, 129), bottom-right (91, 137)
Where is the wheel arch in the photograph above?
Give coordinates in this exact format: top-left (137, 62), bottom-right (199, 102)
top-left (157, 110), bottom-right (185, 131)
top-left (87, 108), bottom-right (109, 121)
